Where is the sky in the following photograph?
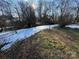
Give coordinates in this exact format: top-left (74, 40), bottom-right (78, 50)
top-left (11, 0), bottom-right (79, 17)
top-left (0, 0), bottom-right (79, 17)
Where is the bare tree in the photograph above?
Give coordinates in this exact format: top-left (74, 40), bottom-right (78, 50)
top-left (58, 0), bottom-right (72, 27)
top-left (14, 5), bottom-right (21, 21)
top-left (0, 0), bottom-right (13, 31)
top-left (38, 0), bottom-right (42, 19)
top-left (18, 1), bottom-right (36, 27)
top-left (74, 0), bottom-right (79, 23)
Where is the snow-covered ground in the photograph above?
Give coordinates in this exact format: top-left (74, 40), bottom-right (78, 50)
top-left (66, 24), bottom-right (79, 28)
top-left (0, 24), bottom-right (79, 50)
top-left (0, 24), bottom-right (58, 50)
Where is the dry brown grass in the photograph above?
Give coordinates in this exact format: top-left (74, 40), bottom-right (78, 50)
top-left (4, 28), bottom-right (79, 59)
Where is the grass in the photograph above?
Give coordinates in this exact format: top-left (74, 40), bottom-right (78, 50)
top-left (2, 28), bottom-right (79, 59)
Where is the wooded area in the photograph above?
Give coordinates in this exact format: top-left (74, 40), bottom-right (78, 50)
top-left (0, 0), bottom-right (79, 31)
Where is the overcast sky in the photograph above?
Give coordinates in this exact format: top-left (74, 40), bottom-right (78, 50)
top-left (0, 0), bottom-right (79, 17)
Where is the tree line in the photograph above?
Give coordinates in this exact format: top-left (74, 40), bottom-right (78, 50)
top-left (0, 0), bottom-right (79, 30)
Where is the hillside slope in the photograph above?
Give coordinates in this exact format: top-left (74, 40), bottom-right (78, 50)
top-left (7, 28), bottom-right (79, 59)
